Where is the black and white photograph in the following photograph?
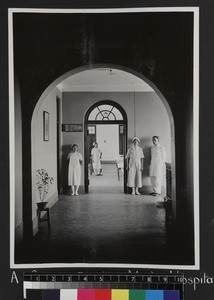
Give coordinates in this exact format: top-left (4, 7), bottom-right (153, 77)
top-left (9, 8), bottom-right (199, 268)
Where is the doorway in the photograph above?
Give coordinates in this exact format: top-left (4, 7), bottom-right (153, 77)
top-left (84, 100), bottom-right (127, 193)
top-left (87, 124), bottom-right (124, 193)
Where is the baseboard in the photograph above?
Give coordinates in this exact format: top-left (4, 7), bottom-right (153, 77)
top-left (47, 190), bottom-right (58, 208)
top-left (15, 222), bottom-right (23, 245)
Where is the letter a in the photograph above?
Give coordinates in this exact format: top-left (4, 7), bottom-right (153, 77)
top-left (207, 277), bottom-right (213, 284)
top-left (11, 271), bottom-right (19, 284)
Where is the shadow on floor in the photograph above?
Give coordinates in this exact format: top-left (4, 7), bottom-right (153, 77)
top-left (15, 191), bottom-right (194, 266)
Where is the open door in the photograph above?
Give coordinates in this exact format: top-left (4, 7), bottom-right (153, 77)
top-left (85, 125), bottom-right (96, 193)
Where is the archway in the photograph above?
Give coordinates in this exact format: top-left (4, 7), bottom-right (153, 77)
top-left (31, 63), bottom-right (176, 229)
top-left (84, 100), bottom-right (128, 193)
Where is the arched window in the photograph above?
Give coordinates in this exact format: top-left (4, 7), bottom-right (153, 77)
top-left (88, 104), bottom-right (123, 121)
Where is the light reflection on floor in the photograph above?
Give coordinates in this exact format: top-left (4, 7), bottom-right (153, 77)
top-left (89, 163), bottom-right (124, 193)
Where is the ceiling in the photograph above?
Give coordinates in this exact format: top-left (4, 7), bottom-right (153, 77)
top-left (57, 68), bottom-right (154, 92)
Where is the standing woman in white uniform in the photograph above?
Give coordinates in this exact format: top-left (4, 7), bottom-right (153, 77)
top-left (126, 137), bottom-right (144, 195)
top-left (149, 136), bottom-right (166, 195)
top-left (67, 144), bottom-right (83, 196)
top-left (91, 142), bottom-right (102, 176)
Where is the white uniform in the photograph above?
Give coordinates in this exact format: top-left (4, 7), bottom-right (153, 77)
top-left (91, 147), bottom-right (102, 175)
top-left (126, 146), bottom-right (144, 188)
top-left (67, 152), bottom-right (82, 186)
top-left (149, 144), bottom-right (166, 193)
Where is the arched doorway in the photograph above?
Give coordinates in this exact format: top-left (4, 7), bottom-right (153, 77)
top-left (30, 64), bottom-right (175, 236)
top-left (84, 100), bottom-right (128, 193)
top-left (31, 64), bottom-right (175, 205)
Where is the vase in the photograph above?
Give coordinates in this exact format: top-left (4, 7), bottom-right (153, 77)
top-left (37, 201), bottom-right (48, 211)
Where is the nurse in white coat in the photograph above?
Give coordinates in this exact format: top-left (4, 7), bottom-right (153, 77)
top-left (126, 137), bottom-right (144, 195)
top-left (91, 142), bottom-right (102, 175)
top-left (67, 144), bottom-right (83, 196)
top-left (149, 136), bottom-right (166, 195)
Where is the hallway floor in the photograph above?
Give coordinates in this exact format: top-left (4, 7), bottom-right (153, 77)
top-left (16, 164), bottom-right (190, 266)
top-left (17, 193), bottom-right (169, 265)
top-left (89, 163), bottom-right (123, 193)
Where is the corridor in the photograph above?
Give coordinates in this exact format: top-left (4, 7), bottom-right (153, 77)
top-left (15, 162), bottom-right (188, 266)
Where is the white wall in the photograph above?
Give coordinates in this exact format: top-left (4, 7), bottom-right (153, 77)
top-left (97, 125), bottom-right (119, 161)
top-left (62, 91), bottom-right (171, 189)
top-left (31, 87), bottom-right (62, 223)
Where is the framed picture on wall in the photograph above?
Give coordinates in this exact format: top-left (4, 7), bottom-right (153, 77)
top-left (43, 111), bottom-right (49, 141)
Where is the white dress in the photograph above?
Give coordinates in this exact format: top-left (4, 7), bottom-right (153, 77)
top-left (67, 152), bottom-right (82, 185)
top-left (91, 147), bottom-right (102, 171)
top-left (126, 146), bottom-right (144, 187)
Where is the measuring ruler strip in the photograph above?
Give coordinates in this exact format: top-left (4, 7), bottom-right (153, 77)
top-left (24, 273), bottom-right (183, 283)
top-left (23, 273), bottom-right (184, 299)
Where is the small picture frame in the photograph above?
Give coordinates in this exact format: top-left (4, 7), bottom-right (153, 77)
top-left (43, 111), bottom-right (49, 141)
top-left (62, 124), bottom-right (83, 132)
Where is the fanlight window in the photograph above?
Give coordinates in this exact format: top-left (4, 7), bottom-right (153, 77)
top-left (88, 104), bottom-right (123, 121)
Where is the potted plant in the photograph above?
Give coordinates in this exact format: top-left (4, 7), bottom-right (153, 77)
top-left (36, 168), bottom-right (54, 210)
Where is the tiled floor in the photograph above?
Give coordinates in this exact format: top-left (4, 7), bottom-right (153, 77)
top-left (15, 165), bottom-right (188, 265)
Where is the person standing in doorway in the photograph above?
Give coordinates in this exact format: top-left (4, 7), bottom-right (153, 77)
top-left (149, 136), bottom-right (166, 196)
top-left (91, 142), bottom-right (102, 176)
top-left (126, 137), bottom-right (144, 195)
top-left (67, 144), bottom-right (83, 196)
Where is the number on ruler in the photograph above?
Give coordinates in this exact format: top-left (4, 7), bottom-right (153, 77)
top-left (83, 277), bottom-right (87, 282)
top-left (147, 277), bottom-right (152, 283)
top-left (99, 277), bottom-right (103, 282)
top-left (163, 276), bottom-right (168, 283)
top-left (67, 276), bottom-right (71, 282)
top-left (52, 276), bottom-right (55, 282)
top-left (132, 276), bottom-right (135, 282)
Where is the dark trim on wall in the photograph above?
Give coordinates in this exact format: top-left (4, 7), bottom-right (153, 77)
top-left (22, 115), bottom-right (33, 238)
top-left (56, 96), bottom-right (63, 193)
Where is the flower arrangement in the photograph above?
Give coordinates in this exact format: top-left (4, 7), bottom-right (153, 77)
top-left (36, 169), bottom-right (54, 202)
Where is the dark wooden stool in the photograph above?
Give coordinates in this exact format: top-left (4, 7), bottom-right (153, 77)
top-left (37, 207), bottom-right (51, 229)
